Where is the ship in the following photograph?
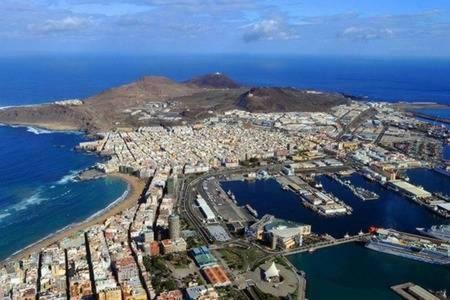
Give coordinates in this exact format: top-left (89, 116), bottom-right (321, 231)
top-left (417, 225), bottom-right (450, 242)
top-left (433, 166), bottom-right (450, 177)
top-left (365, 228), bottom-right (450, 265)
top-left (354, 187), bottom-right (379, 201)
top-left (434, 192), bottom-right (450, 202)
top-left (245, 204), bottom-right (258, 218)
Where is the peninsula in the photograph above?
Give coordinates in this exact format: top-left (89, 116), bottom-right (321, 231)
top-left (0, 73), bottom-right (349, 132)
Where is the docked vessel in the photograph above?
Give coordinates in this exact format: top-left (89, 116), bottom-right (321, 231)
top-left (417, 225), bottom-right (450, 242)
top-left (365, 228), bottom-right (450, 265)
top-left (329, 174), bottom-right (379, 201)
top-left (245, 204), bottom-right (258, 218)
top-left (433, 166), bottom-right (450, 177)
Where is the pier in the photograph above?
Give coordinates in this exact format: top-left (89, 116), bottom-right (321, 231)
top-left (327, 174), bottom-right (379, 201)
top-left (283, 233), bottom-right (370, 256)
top-left (410, 111), bottom-right (450, 125)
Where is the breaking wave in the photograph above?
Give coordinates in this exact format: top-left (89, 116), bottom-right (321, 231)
top-left (26, 126), bottom-right (53, 135)
top-left (10, 191), bottom-right (48, 211)
top-left (56, 169), bottom-right (81, 185)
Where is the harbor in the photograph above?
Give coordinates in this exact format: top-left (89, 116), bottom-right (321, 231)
top-left (221, 167), bottom-right (450, 299)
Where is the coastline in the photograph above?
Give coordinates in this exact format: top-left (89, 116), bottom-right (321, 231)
top-left (1, 173), bottom-right (145, 264)
top-left (1, 121), bottom-right (80, 132)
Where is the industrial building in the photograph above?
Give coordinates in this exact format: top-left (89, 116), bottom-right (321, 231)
top-left (388, 180), bottom-right (432, 199)
top-left (196, 195), bottom-right (216, 222)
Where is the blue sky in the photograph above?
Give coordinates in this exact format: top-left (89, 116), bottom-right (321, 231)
top-left (2, 0), bottom-right (450, 57)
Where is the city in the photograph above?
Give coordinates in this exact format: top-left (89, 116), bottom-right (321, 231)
top-left (2, 100), bottom-right (449, 300)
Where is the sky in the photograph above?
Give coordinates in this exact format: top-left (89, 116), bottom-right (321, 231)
top-left (2, 0), bottom-right (450, 57)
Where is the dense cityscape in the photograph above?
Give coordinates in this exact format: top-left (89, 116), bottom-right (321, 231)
top-left (1, 99), bottom-right (449, 300)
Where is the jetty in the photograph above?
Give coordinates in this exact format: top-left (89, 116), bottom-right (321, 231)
top-left (328, 174), bottom-right (379, 201)
top-left (410, 111), bottom-right (450, 125)
top-left (283, 233), bottom-right (370, 255)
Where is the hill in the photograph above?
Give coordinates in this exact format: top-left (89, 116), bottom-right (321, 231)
top-left (185, 73), bottom-right (240, 89)
top-left (0, 74), bottom-right (349, 132)
top-left (236, 87), bottom-right (348, 112)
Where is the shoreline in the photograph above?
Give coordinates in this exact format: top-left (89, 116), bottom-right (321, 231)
top-left (0, 121), bottom-right (81, 132)
top-left (1, 173), bottom-right (145, 264)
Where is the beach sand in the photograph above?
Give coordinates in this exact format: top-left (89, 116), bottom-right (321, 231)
top-left (2, 173), bottom-right (146, 264)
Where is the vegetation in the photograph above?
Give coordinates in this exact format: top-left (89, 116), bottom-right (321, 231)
top-left (219, 246), bottom-right (266, 272)
top-left (252, 286), bottom-right (280, 300)
top-left (217, 286), bottom-right (247, 300)
top-left (186, 236), bottom-right (203, 249)
top-left (274, 256), bottom-right (290, 268)
top-left (143, 256), bottom-right (178, 293)
top-left (166, 252), bottom-right (191, 268)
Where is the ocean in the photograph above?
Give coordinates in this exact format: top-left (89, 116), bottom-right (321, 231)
top-left (222, 170), bottom-right (450, 299)
top-left (0, 125), bottom-right (128, 260)
top-left (1, 55), bottom-right (450, 106)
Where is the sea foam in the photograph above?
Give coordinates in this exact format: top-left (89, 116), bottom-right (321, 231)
top-left (56, 170), bottom-right (80, 185)
top-left (26, 126), bottom-right (53, 135)
top-left (11, 191), bottom-right (47, 211)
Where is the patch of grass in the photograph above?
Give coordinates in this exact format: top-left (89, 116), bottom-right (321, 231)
top-left (217, 286), bottom-right (247, 299)
top-left (252, 286), bottom-right (279, 300)
top-left (166, 252), bottom-right (191, 268)
top-left (219, 246), bottom-right (266, 272)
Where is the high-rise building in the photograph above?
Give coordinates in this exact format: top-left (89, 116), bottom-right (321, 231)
top-left (168, 214), bottom-right (180, 240)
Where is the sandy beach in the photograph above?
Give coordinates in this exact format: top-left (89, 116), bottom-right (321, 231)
top-left (1, 173), bottom-right (146, 264)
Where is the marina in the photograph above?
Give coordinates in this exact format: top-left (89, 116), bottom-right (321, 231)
top-left (275, 175), bottom-right (353, 216)
top-left (221, 170), bottom-right (450, 238)
top-left (328, 174), bottom-right (379, 201)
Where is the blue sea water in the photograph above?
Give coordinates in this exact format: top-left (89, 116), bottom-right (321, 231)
top-left (222, 171), bottom-right (450, 299)
top-left (288, 243), bottom-right (450, 300)
top-left (0, 125), bottom-right (128, 260)
top-left (221, 173), bottom-right (448, 238)
top-left (1, 55), bottom-right (450, 106)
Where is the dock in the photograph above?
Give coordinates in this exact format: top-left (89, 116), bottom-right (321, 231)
top-left (283, 233), bottom-right (370, 255)
top-left (391, 282), bottom-right (441, 300)
top-left (275, 175), bottom-right (308, 192)
top-left (411, 111), bottom-right (450, 125)
top-left (328, 174), bottom-right (379, 201)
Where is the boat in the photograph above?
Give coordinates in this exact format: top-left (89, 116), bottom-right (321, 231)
top-left (434, 192), bottom-right (450, 202)
top-left (417, 225), bottom-right (450, 242)
top-left (245, 204), bottom-right (258, 218)
top-left (365, 228), bottom-right (450, 265)
top-left (433, 166), bottom-right (450, 177)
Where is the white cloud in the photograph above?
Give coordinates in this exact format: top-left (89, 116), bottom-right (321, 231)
top-left (341, 26), bottom-right (394, 41)
top-left (28, 16), bottom-right (92, 34)
top-left (243, 18), bottom-right (299, 42)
